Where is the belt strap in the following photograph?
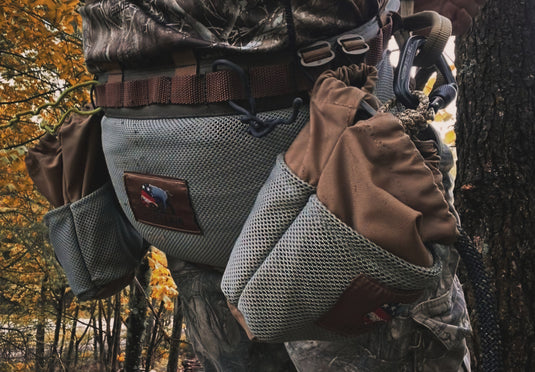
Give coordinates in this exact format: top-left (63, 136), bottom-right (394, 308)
top-left (95, 63), bottom-right (309, 108)
top-left (95, 4), bottom-right (399, 109)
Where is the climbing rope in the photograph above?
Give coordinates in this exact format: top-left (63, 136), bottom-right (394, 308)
top-left (455, 228), bottom-right (504, 372)
top-left (379, 90), bottom-right (435, 136)
top-left (381, 91), bottom-right (504, 371)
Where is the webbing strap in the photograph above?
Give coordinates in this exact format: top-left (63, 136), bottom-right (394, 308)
top-left (399, 0), bottom-right (414, 17)
top-left (95, 64), bottom-right (307, 108)
top-left (366, 16), bottom-right (394, 66)
top-left (95, 9), bottom-right (398, 109)
top-left (402, 11), bottom-right (452, 67)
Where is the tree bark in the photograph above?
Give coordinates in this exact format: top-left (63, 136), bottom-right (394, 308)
top-left (66, 304), bottom-right (80, 369)
top-left (145, 301), bottom-right (164, 371)
top-left (455, 0), bottom-right (535, 370)
top-left (125, 257), bottom-right (150, 371)
top-left (167, 297), bottom-right (183, 372)
top-left (35, 283), bottom-right (47, 372)
top-left (110, 293), bottom-right (123, 372)
top-left (48, 287), bottom-right (65, 372)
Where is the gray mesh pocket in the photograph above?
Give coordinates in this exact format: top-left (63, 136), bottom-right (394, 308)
top-left (236, 195), bottom-right (442, 342)
top-left (222, 154), bottom-right (315, 305)
top-left (44, 183), bottom-right (146, 300)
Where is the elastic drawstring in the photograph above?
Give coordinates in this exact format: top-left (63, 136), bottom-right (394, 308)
top-left (212, 59), bottom-right (303, 138)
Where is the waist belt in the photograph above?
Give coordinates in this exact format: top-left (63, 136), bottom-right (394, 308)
top-left (94, 12), bottom-right (397, 109)
top-left (94, 64), bottom-right (309, 108)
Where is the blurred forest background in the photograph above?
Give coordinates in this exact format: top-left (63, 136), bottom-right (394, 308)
top-left (1, 1), bottom-right (191, 371)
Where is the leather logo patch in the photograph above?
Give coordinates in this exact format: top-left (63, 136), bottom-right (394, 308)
top-left (124, 172), bottom-right (201, 234)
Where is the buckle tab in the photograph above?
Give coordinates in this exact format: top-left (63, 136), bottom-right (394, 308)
top-left (297, 41), bottom-right (335, 67)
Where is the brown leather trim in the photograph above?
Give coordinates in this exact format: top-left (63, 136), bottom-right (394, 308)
top-left (124, 172), bottom-right (202, 234)
top-left (316, 274), bottom-right (422, 336)
top-left (227, 302), bottom-right (257, 341)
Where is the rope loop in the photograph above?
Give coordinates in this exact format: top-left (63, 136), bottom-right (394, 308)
top-left (379, 90), bottom-right (435, 136)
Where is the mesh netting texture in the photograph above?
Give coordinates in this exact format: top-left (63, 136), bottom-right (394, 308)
top-left (222, 154), bottom-right (316, 305)
top-left (236, 195), bottom-right (442, 342)
top-left (44, 183), bottom-right (145, 299)
top-left (101, 106), bottom-right (308, 267)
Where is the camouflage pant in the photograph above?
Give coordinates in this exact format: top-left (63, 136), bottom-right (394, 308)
top-left (168, 244), bottom-right (470, 372)
top-left (167, 258), bottom-right (297, 372)
top-left (285, 245), bottom-right (472, 372)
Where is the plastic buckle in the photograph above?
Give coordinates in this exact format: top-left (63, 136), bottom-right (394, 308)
top-left (337, 34), bottom-right (369, 56)
top-left (297, 41), bottom-right (335, 68)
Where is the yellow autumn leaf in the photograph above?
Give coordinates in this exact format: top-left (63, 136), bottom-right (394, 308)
top-left (164, 300), bottom-right (174, 312)
top-left (423, 76), bottom-right (437, 96)
top-left (434, 110), bottom-right (453, 122)
top-left (444, 130), bottom-right (456, 145)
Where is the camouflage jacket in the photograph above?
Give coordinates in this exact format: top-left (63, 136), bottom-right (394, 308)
top-left (79, 0), bottom-right (391, 73)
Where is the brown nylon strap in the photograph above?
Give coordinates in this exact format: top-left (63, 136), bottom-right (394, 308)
top-left (95, 63), bottom-right (306, 108)
top-left (148, 76), bottom-right (171, 104)
top-left (96, 14), bottom-right (397, 110)
top-left (366, 16), bottom-right (394, 66)
top-left (401, 11), bottom-right (452, 68)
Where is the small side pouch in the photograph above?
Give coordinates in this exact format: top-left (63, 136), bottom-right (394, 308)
top-left (44, 182), bottom-right (146, 301)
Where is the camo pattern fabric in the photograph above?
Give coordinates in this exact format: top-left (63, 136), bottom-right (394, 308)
top-left (79, 0), bottom-right (388, 72)
top-left (284, 137), bottom-right (472, 372)
top-left (285, 245), bottom-right (472, 372)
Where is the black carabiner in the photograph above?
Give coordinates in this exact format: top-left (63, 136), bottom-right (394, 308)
top-left (394, 35), bottom-right (457, 112)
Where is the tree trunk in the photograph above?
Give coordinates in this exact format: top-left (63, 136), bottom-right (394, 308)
top-left (110, 293), bottom-right (123, 372)
top-left (104, 298), bottom-right (113, 369)
top-left (35, 283), bottom-right (47, 372)
top-left (167, 297), bottom-right (183, 372)
top-left (145, 301), bottom-right (164, 371)
top-left (48, 287), bottom-right (65, 372)
top-left (66, 304), bottom-right (80, 369)
top-left (125, 257), bottom-right (151, 372)
top-left (98, 300), bottom-right (106, 366)
top-left (93, 308), bottom-right (100, 363)
top-left (455, 0), bottom-right (535, 370)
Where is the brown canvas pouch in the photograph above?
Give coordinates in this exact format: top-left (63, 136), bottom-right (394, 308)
top-left (223, 64), bottom-right (457, 342)
top-left (222, 65), bottom-right (380, 306)
top-left (25, 109), bottom-right (108, 206)
top-left (26, 110), bottom-right (146, 300)
top-left (285, 64), bottom-right (379, 185)
top-left (316, 113), bottom-right (458, 267)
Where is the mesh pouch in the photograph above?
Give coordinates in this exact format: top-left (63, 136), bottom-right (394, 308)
top-left (44, 182), bottom-right (146, 300)
top-left (101, 106), bottom-right (308, 268)
top-left (222, 154), bottom-right (316, 305)
top-left (227, 194), bottom-right (442, 342)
